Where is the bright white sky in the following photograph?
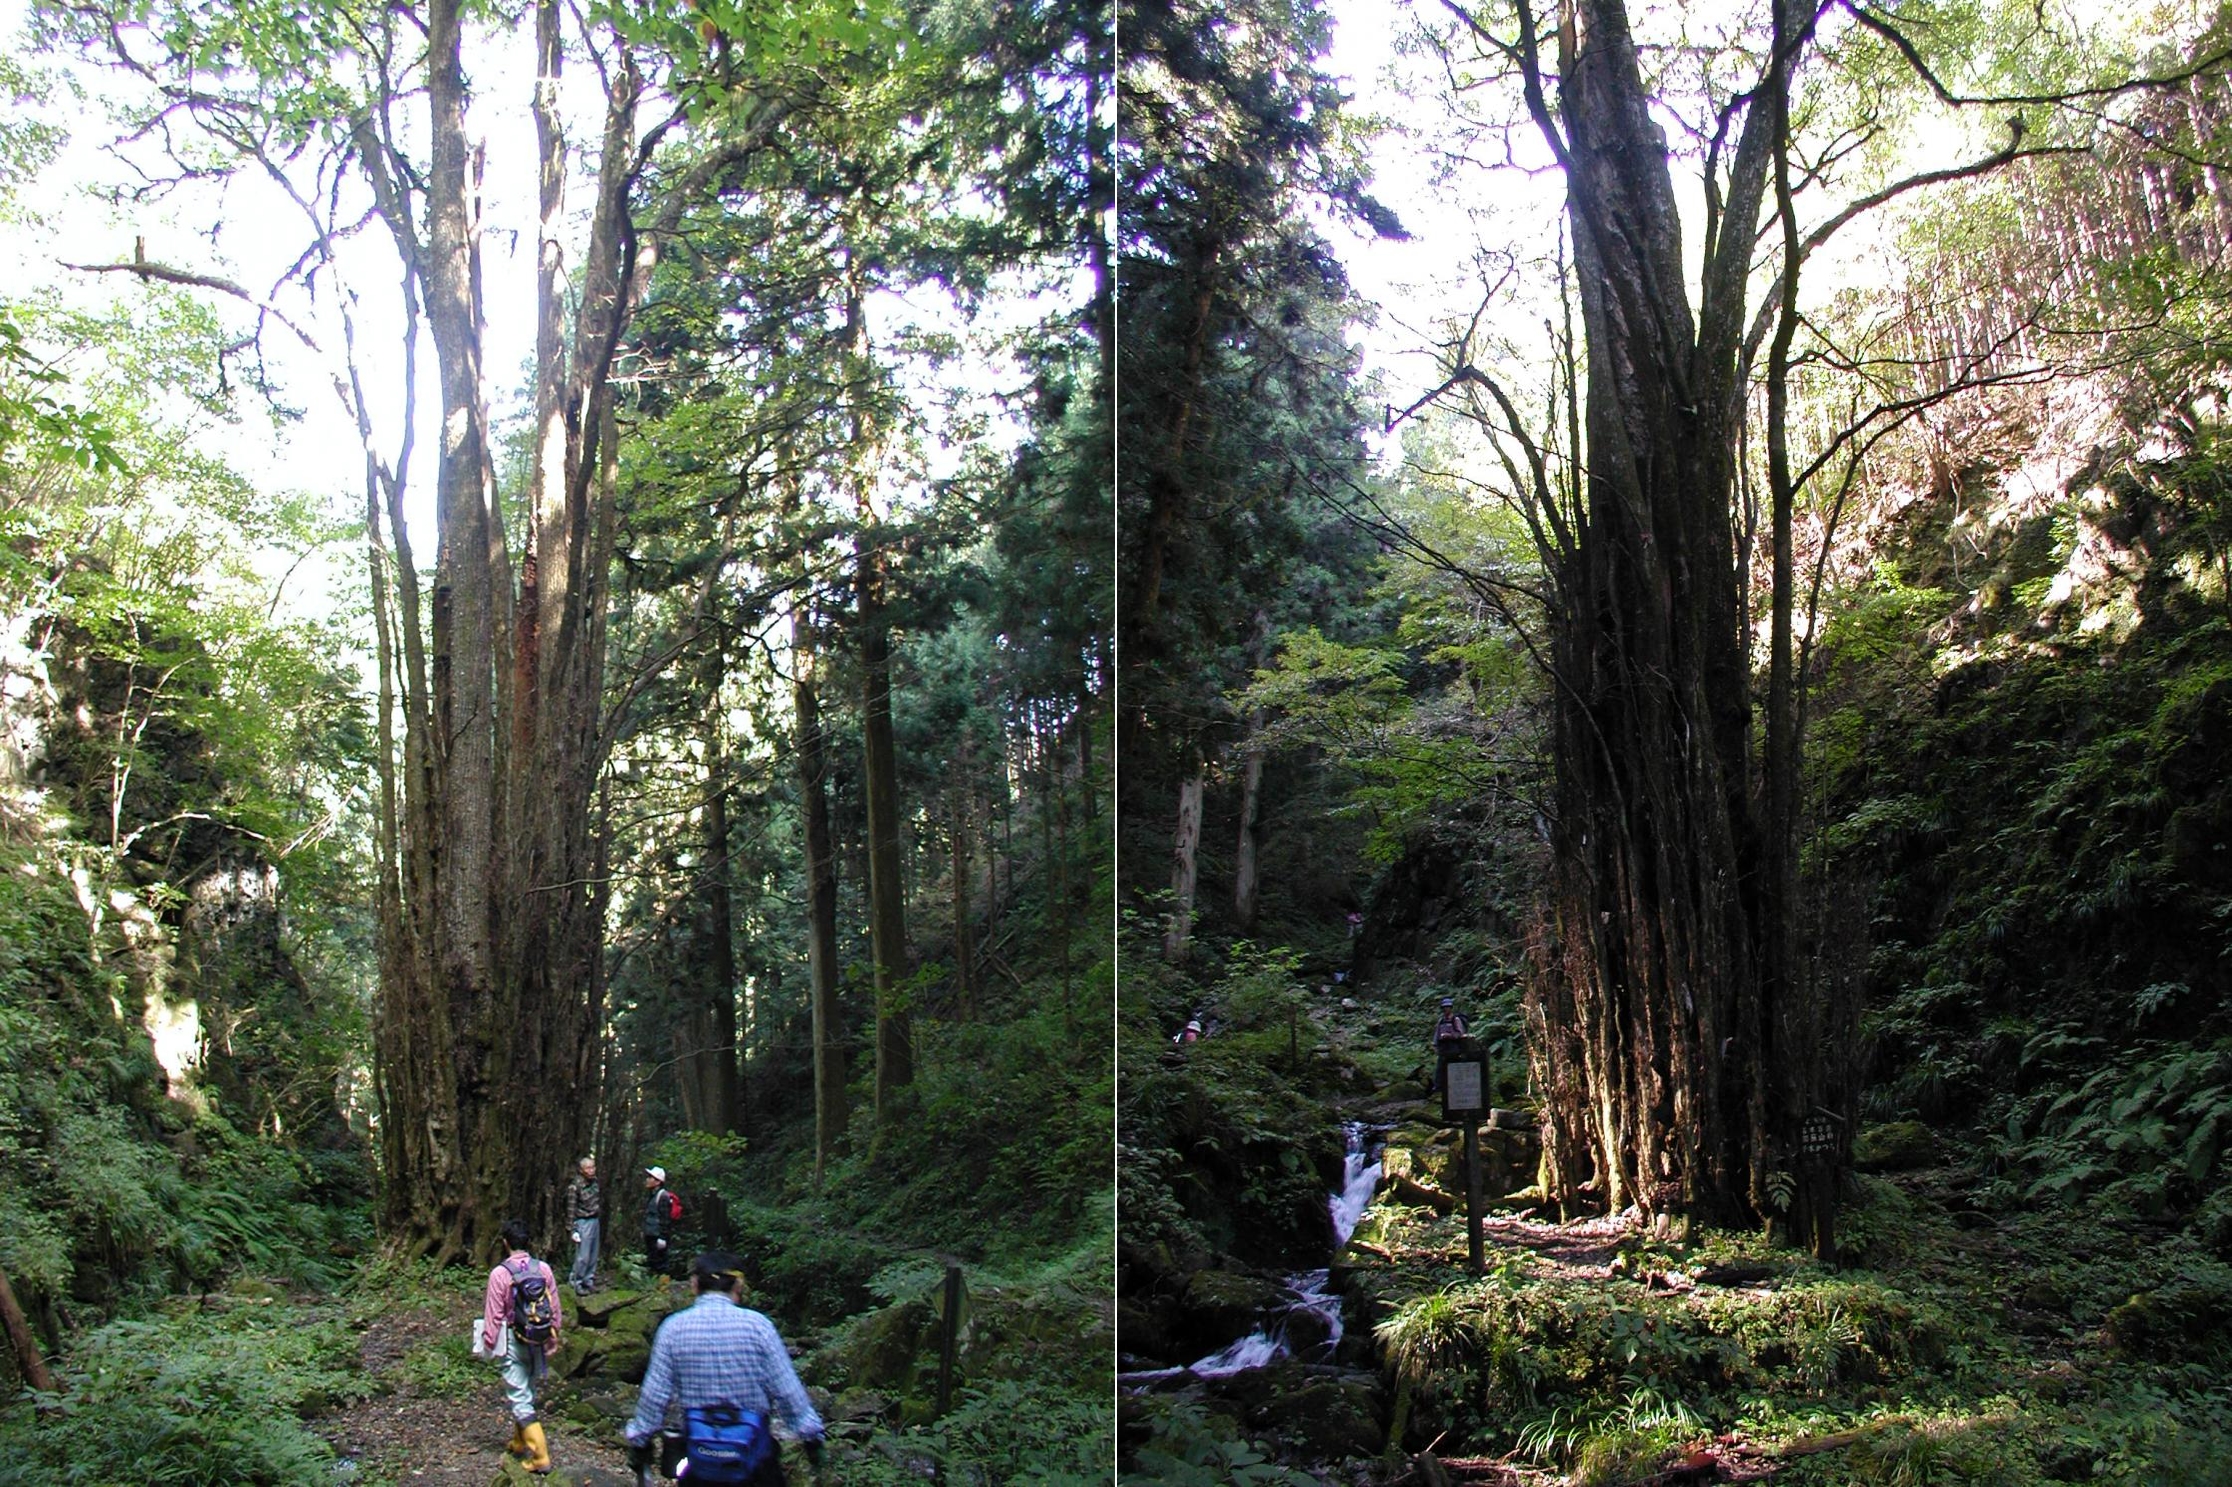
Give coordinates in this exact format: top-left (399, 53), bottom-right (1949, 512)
top-left (1314, 0), bottom-right (2201, 463)
top-left (1321, 0), bottom-right (1563, 442)
top-left (0, 0), bottom-right (1056, 627)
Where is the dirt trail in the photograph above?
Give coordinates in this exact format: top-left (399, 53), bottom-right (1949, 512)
top-left (325, 1307), bottom-right (637, 1487)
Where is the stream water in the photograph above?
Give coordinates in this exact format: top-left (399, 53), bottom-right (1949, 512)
top-left (1128, 1121), bottom-right (1385, 1385)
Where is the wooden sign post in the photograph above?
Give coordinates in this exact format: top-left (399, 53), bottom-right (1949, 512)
top-left (1440, 1045), bottom-right (1488, 1275)
top-left (935, 1263), bottom-right (966, 1418)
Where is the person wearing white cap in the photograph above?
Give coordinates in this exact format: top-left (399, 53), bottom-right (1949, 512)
top-left (643, 1165), bottom-right (682, 1278)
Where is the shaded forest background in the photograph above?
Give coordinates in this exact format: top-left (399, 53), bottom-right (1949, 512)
top-left (0, 0), bottom-right (1112, 1481)
top-left (1118, 0), bottom-right (2232, 1478)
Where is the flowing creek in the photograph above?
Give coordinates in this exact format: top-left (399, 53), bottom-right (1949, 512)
top-left (1127, 1121), bottom-right (1385, 1385)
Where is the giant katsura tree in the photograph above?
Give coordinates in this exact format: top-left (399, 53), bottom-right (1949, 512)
top-left (1425, 0), bottom-right (2232, 1244)
top-left (369, 0), bottom-right (826, 1256)
top-left (42, 0), bottom-right (856, 1256)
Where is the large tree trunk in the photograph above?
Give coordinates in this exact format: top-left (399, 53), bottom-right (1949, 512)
top-left (793, 604), bottom-right (846, 1184)
top-left (1526, 0), bottom-right (1815, 1231)
top-left (1232, 740), bottom-right (1264, 932)
top-left (1054, 727), bottom-right (1073, 1003)
top-left (0, 1263), bottom-right (54, 1396)
top-left (368, 1), bottom-right (640, 1259)
top-left (950, 775), bottom-right (975, 1018)
top-left (859, 539), bottom-right (915, 1124)
top-left (421, 0), bottom-right (503, 1261)
top-left (1162, 760), bottom-right (1205, 963)
top-left (1232, 611), bottom-right (1271, 931)
top-left (697, 636), bottom-right (740, 1134)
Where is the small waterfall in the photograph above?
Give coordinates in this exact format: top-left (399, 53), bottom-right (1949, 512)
top-left (1178, 1122), bottom-right (1384, 1380)
top-left (1329, 1122), bottom-right (1382, 1246)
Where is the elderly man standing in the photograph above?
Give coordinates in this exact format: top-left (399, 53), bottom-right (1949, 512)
top-left (564, 1156), bottom-right (602, 1293)
top-left (624, 1250), bottom-right (825, 1485)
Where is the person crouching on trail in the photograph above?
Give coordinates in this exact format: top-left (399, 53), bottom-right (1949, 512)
top-left (566, 1156), bottom-right (602, 1293)
top-left (484, 1218), bottom-right (565, 1472)
top-left (644, 1166), bottom-right (682, 1277)
top-left (624, 1250), bottom-right (825, 1485)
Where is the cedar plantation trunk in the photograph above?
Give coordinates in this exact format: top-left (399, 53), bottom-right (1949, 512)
top-left (793, 601), bottom-right (846, 1185)
top-left (860, 544), bottom-right (915, 1123)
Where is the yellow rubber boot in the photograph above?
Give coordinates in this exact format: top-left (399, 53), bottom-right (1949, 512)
top-left (508, 1423), bottom-right (527, 1456)
top-left (520, 1420), bottom-right (553, 1474)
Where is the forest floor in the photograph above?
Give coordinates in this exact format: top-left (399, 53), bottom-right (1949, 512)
top-left (1124, 968), bottom-right (2231, 1485)
top-left (1333, 1121), bottom-right (2224, 1486)
top-left (326, 1303), bottom-right (638, 1487)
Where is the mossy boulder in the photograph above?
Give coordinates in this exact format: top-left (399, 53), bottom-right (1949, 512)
top-left (1280, 1305), bottom-right (1334, 1358)
top-left (545, 1288), bottom-right (673, 1389)
top-left (571, 1286), bottom-right (658, 1329)
top-left (1380, 1117), bottom-right (1538, 1200)
top-left (968, 1281), bottom-right (1108, 1390)
top-left (1117, 1295), bottom-right (1179, 1366)
top-left (1379, 1124), bottom-right (1460, 1191)
top-left (2104, 1276), bottom-right (2232, 1358)
top-left (548, 1380), bottom-right (636, 1432)
top-left (1214, 1362), bottom-right (1385, 1460)
top-left (820, 1295), bottom-right (937, 1397)
top-left (1174, 1269), bottom-right (1282, 1355)
top-left (1854, 1120), bottom-right (1941, 1171)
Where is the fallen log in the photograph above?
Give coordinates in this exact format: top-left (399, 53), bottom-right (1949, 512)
top-left (1391, 1173), bottom-right (1458, 1214)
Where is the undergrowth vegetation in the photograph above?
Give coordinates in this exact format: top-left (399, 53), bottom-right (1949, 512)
top-left (0, 1300), bottom-right (363, 1485)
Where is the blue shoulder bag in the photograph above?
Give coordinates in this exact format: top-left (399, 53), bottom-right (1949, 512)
top-left (680, 1403), bottom-right (772, 1483)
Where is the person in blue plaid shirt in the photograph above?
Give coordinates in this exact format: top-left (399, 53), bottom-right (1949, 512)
top-left (624, 1250), bottom-right (825, 1483)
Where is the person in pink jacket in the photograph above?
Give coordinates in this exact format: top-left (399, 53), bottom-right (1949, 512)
top-left (483, 1218), bottom-right (564, 1472)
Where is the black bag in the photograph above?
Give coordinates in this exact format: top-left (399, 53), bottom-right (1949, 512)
top-left (509, 1257), bottom-right (557, 1345)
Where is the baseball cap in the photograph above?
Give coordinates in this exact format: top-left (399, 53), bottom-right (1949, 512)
top-left (692, 1250), bottom-right (745, 1286)
top-left (645, 1165), bottom-right (666, 1181)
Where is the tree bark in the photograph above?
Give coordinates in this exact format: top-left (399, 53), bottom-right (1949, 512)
top-left (1233, 611), bottom-right (1272, 931)
top-left (950, 774), bottom-right (975, 1018)
top-left (424, 0), bottom-right (502, 1260)
top-left (1519, 0), bottom-right (1824, 1231)
top-left (369, 3), bottom-right (648, 1258)
top-left (0, 1263), bottom-right (54, 1396)
top-left (793, 600), bottom-right (846, 1184)
top-left (860, 539), bottom-right (915, 1122)
top-left (1232, 739), bottom-right (1264, 932)
top-left (700, 642), bottom-right (740, 1134)
top-left (1162, 760), bottom-right (1205, 964)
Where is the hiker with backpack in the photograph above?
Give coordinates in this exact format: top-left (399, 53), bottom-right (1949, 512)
top-left (1428, 997), bottom-right (1470, 1094)
top-left (622, 1250), bottom-right (825, 1485)
top-left (644, 1166), bottom-right (683, 1277)
top-left (482, 1218), bottom-right (565, 1473)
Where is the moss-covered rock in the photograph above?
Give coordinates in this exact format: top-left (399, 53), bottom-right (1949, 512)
top-left (1117, 1295), bottom-right (1179, 1365)
top-left (1213, 1362), bottom-right (1386, 1459)
top-left (1379, 1123), bottom-right (1460, 1191)
top-left (571, 1287), bottom-right (656, 1329)
top-left (820, 1296), bottom-right (936, 1397)
top-left (968, 1280), bottom-right (1109, 1390)
top-left (543, 1289), bottom-right (674, 1393)
top-left (1177, 1269), bottom-right (1281, 1350)
top-left (1854, 1120), bottom-right (1941, 1172)
top-left (2104, 1275), bottom-right (2232, 1358)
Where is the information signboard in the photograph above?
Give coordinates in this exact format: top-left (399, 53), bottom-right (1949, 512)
top-left (1442, 1058), bottom-right (1485, 1120)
